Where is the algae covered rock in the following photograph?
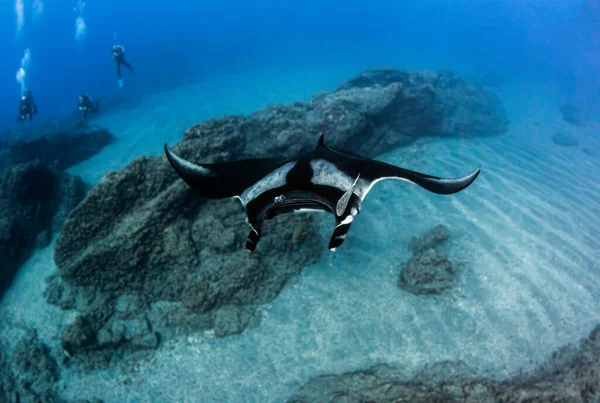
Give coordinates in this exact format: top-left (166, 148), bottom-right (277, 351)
top-left (0, 161), bottom-right (87, 299)
top-left (560, 104), bottom-right (590, 127)
top-left (52, 68), bottom-right (508, 361)
top-left (0, 330), bottom-right (60, 402)
top-left (8, 124), bottom-right (115, 170)
top-left (289, 325), bottom-right (600, 402)
top-left (552, 133), bottom-right (579, 147)
top-left (399, 248), bottom-right (457, 295)
top-left (399, 225), bottom-right (460, 295)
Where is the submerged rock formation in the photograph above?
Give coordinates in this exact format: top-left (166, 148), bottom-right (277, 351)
top-left (52, 68), bottom-right (508, 363)
top-left (0, 124), bottom-right (114, 299)
top-left (0, 330), bottom-right (60, 402)
top-left (552, 133), bottom-right (579, 147)
top-left (0, 161), bottom-right (87, 298)
top-left (7, 125), bottom-right (115, 171)
top-left (399, 225), bottom-right (460, 295)
top-left (560, 104), bottom-right (590, 127)
top-left (288, 325), bottom-right (600, 402)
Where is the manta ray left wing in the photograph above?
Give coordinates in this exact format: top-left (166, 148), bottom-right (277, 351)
top-left (164, 144), bottom-right (287, 198)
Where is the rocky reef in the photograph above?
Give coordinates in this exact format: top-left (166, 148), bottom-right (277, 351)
top-left (552, 133), bottom-right (579, 147)
top-left (7, 125), bottom-right (115, 170)
top-left (289, 325), bottom-right (600, 402)
top-left (0, 330), bottom-right (59, 402)
top-left (399, 225), bottom-right (462, 295)
top-left (0, 161), bottom-right (88, 298)
top-left (560, 104), bottom-right (590, 127)
top-left (0, 124), bottom-right (115, 300)
top-left (50, 68), bottom-right (507, 365)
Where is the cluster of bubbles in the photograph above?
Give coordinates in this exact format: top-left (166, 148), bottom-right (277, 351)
top-left (16, 48), bottom-right (31, 96)
top-left (13, 1), bottom-right (88, 98)
top-left (14, 0), bottom-right (25, 36)
top-left (75, 0), bottom-right (86, 42)
top-left (14, 0), bottom-right (44, 35)
top-left (14, 0), bottom-right (42, 96)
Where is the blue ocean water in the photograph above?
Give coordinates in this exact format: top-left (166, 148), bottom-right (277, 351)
top-left (0, 0), bottom-right (597, 129)
top-left (0, 0), bottom-right (599, 402)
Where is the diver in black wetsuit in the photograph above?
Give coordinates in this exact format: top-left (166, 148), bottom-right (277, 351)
top-left (17, 89), bottom-right (38, 121)
top-left (78, 94), bottom-right (101, 120)
top-left (112, 44), bottom-right (133, 87)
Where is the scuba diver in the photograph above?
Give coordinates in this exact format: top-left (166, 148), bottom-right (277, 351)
top-left (78, 94), bottom-right (101, 120)
top-left (17, 89), bottom-right (38, 122)
top-left (111, 44), bottom-right (134, 88)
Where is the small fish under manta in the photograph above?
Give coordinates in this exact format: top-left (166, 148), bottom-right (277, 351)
top-left (164, 135), bottom-right (480, 252)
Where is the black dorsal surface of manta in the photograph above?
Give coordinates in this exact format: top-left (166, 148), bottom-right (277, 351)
top-left (164, 135), bottom-right (480, 252)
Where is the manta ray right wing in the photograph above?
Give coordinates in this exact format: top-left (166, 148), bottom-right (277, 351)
top-left (359, 159), bottom-right (481, 199)
top-left (164, 144), bottom-right (287, 198)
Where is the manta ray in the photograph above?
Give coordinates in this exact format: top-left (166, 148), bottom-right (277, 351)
top-left (164, 135), bottom-right (480, 252)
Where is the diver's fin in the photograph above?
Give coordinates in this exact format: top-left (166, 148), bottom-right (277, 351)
top-left (336, 173), bottom-right (360, 216)
top-left (329, 215), bottom-right (354, 251)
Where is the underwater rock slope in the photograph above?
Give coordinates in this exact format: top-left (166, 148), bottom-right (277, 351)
top-left (0, 161), bottom-right (87, 299)
top-left (0, 124), bottom-right (114, 300)
top-left (52, 68), bottom-right (507, 361)
top-left (7, 125), bottom-right (115, 170)
top-left (289, 325), bottom-right (600, 402)
top-left (0, 331), bottom-right (60, 402)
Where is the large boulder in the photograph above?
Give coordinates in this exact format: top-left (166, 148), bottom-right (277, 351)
top-left (52, 69), bottom-right (508, 362)
top-left (560, 104), bottom-right (590, 127)
top-left (399, 225), bottom-right (460, 295)
top-left (0, 161), bottom-right (87, 298)
top-left (288, 325), bottom-right (600, 402)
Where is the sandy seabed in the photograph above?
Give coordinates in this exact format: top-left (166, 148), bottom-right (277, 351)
top-left (1, 67), bottom-right (599, 402)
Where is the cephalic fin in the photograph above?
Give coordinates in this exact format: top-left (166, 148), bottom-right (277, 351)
top-left (336, 173), bottom-right (360, 216)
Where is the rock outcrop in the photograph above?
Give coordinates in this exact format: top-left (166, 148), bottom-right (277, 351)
top-left (0, 330), bottom-right (60, 402)
top-left (0, 161), bottom-right (88, 298)
top-left (7, 125), bottom-right (115, 171)
top-left (52, 69), bottom-right (508, 363)
top-left (552, 133), bottom-right (579, 147)
top-left (560, 104), bottom-right (590, 127)
top-left (399, 225), bottom-right (460, 295)
top-left (0, 124), bottom-right (115, 299)
top-left (288, 325), bottom-right (600, 402)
